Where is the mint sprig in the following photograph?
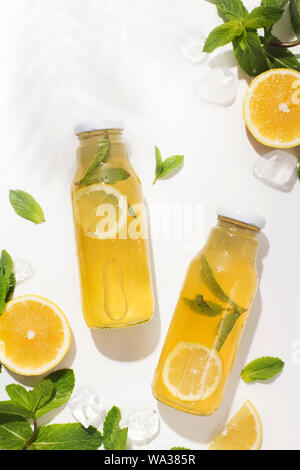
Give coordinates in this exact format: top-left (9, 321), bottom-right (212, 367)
top-left (0, 250), bottom-right (15, 316)
top-left (9, 190), bottom-right (45, 224)
top-left (153, 146), bottom-right (184, 184)
top-left (0, 370), bottom-right (131, 451)
top-left (290, 0), bottom-right (300, 34)
top-left (205, 0), bottom-right (300, 76)
top-left (241, 356), bottom-right (285, 383)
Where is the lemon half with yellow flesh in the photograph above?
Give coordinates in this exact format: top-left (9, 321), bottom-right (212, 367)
top-left (0, 295), bottom-right (71, 376)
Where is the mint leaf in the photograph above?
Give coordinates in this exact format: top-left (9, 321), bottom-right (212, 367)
top-left (184, 295), bottom-right (223, 317)
top-left (215, 311), bottom-right (240, 351)
top-left (0, 250), bottom-right (14, 315)
top-left (263, 35), bottom-right (300, 71)
top-left (200, 256), bottom-right (245, 313)
top-left (9, 190), bottom-right (45, 224)
top-left (0, 363), bottom-right (2, 373)
top-left (0, 401), bottom-right (33, 419)
top-left (233, 30), bottom-right (269, 76)
top-left (0, 414), bottom-right (32, 450)
top-left (35, 369), bottom-right (75, 418)
top-left (203, 20), bottom-right (244, 53)
top-left (99, 167), bottom-right (130, 184)
top-left (153, 146), bottom-right (184, 184)
top-left (215, 0), bottom-right (248, 19)
top-left (103, 406), bottom-right (128, 450)
top-left (290, 0), bottom-right (300, 34)
top-left (6, 385), bottom-right (33, 411)
top-left (29, 424), bottom-right (102, 450)
top-left (241, 356), bottom-right (285, 383)
top-left (78, 136), bottom-right (110, 187)
top-left (29, 380), bottom-right (54, 414)
top-left (245, 6), bottom-right (283, 29)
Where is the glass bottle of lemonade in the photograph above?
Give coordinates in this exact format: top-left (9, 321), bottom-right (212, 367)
top-left (152, 208), bottom-right (265, 415)
top-left (71, 121), bottom-right (154, 328)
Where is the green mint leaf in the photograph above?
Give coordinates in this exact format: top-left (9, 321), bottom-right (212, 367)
top-left (263, 34), bottom-right (300, 71)
top-left (29, 424), bottom-right (102, 450)
top-left (261, 0), bottom-right (288, 9)
top-left (184, 295), bottom-right (223, 317)
top-left (0, 250), bottom-right (14, 315)
top-left (6, 384), bottom-right (33, 411)
top-left (9, 190), bottom-right (45, 224)
top-left (245, 6), bottom-right (283, 29)
top-left (6, 380), bottom-right (53, 415)
top-left (215, 0), bottom-right (248, 20)
top-left (203, 20), bottom-right (244, 53)
top-left (0, 363), bottom-right (2, 373)
top-left (241, 356), bottom-right (285, 383)
top-left (29, 380), bottom-right (54, 414)
top-left (0, 401), bottom-right (33, 419)
top-left (103, 406), bottom-right (128, 450)
top-left (0, 414), bottom-right (32, 450)
top-left (153, 146), bottom-right (184, 184)
top-left (78, 136), bottom-right (110, 187)
top-left (5, 272), bottom-right (16, 303)
top-left (99, 167), bottom-right (130, 184)
top-left (215, 311), bottom-right (240, 351)
top-left (200, 256), bottom-right (245, 313)
top-left (35, 369), bottom-right (75, 418)
top-left (233, 30), bottom-right (269, 76)
top-left (170, 447), bottom-right (190, 450)
top-left (290, 0), bottom-right (300, 34)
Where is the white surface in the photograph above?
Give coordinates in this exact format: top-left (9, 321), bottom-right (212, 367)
top-left (0, 0), bottom-right (299, 450)
top-left (217, 206), bottom-right (266, 229)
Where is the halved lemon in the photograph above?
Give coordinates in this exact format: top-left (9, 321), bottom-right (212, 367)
top-left (74, 184), bottom-right (127, 239)
top-left (209, 399), bottom-right (262, 450)
top-left (243, 68), bottom-right (300, 148)
top-left (162, 342), bottom-right (223, 402)
top-left (0, 295), bottom-right (71, 376)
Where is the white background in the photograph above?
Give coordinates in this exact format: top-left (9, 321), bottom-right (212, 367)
top-left (0, 0), bottom-right (299, 450)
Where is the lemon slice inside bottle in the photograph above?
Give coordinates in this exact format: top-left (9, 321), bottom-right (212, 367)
top-left (163, 342), bottom-right (223, 402)
top-left (75, 184), bottom-right (127, 239)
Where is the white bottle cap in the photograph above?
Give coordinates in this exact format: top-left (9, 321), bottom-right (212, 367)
top-left (74, 120), bottom-right (124, 135)
top-left (217, 206), bottom-right (266, 230)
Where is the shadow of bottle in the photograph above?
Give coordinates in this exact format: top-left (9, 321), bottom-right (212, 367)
top-left (90, 198), bottom-right (161, 361)
top-left (157, 231), bottom-right (269, 445)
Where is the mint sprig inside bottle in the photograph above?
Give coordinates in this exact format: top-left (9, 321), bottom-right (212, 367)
top-left (152, 207), bottom-right (265, 416)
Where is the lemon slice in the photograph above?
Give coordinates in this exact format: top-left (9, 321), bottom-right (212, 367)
top-left (162, 342), bottom-right (223, 402)
top-left (209, 400), bottom-right (262, 450)
top-left (243, 68), bottom-right (300, 148)
top-left (74, 184), bottom-right (127, 239)
top-left (0, 295), bottom-right (71, 376)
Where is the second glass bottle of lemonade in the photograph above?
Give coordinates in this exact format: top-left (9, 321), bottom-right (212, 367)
top-left (152, 208), bottom-right (265, 415)
top-left (72, 121), bottom-right (154, 329)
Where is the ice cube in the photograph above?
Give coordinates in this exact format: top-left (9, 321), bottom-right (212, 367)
top-left (193, 68), bottom-right (237, 106)
top-left (174, 29), bottom-right (208, 65)
top-left (13, 258), bottom-right (33, 283)
top-left (253, 150), bottom-right (298, 191)
top-left (120, 409), bottom-right (160, 445)
top-left (68, 388), bottom-right (106, 429)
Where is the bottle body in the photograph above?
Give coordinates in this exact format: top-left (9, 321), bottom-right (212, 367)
top-left (72, 129), bottom-right (154, 329)
top-left (152, 217), bottom-right (259, 415)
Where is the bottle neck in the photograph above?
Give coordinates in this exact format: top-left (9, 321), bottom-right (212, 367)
top-left (205, 217), bottom-right (259, 263)
top-left (76, 129), bottom-right (128, 171)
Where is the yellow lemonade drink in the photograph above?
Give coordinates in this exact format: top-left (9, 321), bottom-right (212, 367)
top-left (72, 122), bottom-right (153, 328)
top-left (152, 208), bottom-right (265, 415)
